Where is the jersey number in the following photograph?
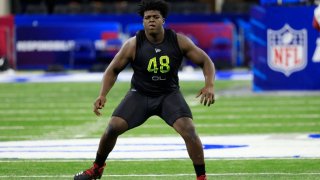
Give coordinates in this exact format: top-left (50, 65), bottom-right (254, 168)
top-left (147, 56), bottom-right (170, 73)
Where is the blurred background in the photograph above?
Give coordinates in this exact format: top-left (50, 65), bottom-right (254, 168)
top-left (1, 1), bottom-right (320, 178)
top-left (0, 0), bottom-right (320, 90)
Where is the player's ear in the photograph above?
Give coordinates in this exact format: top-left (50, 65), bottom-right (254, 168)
top-left (162, 18), bottom-right (165, 24)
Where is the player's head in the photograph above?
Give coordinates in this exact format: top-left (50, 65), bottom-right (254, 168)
top-left (138, 0), bottom-right (169, 19)
top-left (139, 0), bottom-right (168, 34)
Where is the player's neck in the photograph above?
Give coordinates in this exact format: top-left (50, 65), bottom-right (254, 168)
top-left (145, 28), bottom-right (165, 44)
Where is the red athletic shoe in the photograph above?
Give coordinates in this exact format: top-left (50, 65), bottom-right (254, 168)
top-left (197, 174), bottom-right (207, 180)
top-left (74, 162), bottom-right (106, 180)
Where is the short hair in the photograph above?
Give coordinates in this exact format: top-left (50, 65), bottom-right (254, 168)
top-left (138, 0), bottom-right (169, 19)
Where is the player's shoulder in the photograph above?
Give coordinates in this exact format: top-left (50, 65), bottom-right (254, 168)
top-left (117, 36), bottom-right (136, 59)
top-left (173, 31), bottom-right (192, 43)
top-left (176, 32), bottom-right (187, 40)
top-left (122, 36), bottom-right (136, 50)
top-left (175, 32), bottom-right (195, 51)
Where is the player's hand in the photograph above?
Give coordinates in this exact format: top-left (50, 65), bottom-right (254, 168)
top-left (93, 96), bottom-right (106, 116)
top-left (196, 86), bottom-right (215, 106)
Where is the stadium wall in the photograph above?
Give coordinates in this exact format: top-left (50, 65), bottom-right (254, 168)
top-left (12, 13), bottom-right (247, 70)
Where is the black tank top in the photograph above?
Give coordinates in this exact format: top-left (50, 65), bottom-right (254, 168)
top-left (131, 29), bottom-right (183, 96)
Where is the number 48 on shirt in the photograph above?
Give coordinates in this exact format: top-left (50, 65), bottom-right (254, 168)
top-left (147, 55), bottom-right (170, 73)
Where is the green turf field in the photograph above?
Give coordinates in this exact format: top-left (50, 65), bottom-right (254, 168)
top-left (0, 80), bottom-right (320, 179)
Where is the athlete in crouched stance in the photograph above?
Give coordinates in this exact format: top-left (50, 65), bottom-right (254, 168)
top-left (74, 0), bottom-right (215, 179)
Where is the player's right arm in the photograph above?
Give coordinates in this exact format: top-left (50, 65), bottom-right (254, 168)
top-left (94, 37), bottom-right (136, 116)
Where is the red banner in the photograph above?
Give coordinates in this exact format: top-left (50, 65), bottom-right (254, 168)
top-left (0, 15), bottom-right (15, 68)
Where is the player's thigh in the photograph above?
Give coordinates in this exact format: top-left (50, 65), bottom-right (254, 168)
top-left (112, 91), bottom-right (149, 129)
top-left (160, 90), bottom-right (192, 126)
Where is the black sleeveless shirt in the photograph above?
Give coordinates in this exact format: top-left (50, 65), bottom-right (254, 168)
top-left (131, 29), bottom-right (183, 96)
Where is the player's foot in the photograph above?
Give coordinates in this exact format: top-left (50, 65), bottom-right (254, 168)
top-left (74, 162), bottom-right (106, 180)
top-left (197, 174), bottom-right (207, 180)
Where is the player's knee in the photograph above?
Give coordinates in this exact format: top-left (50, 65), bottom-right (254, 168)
top-left (105, 118), bottom-right (128, 137)
top-left (182, 125), bottom-right (198, 140)
top-left (175, 119), bottom-right (197, 140)
top-left (105, 124), bottom-right (121, 137)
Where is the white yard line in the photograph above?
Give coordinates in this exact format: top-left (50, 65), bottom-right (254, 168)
top-left (0, 157), bottom-right (319, 163)
top-left (1, 172), bottom-right (320, 178)
top-left (0, 134), bottom-right (319, 159)
top-left (0, 70), bottom-right (252, 83)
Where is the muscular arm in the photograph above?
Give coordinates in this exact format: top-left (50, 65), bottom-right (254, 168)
top-left (94, 37), bottom-right (136, 115)
top-left (177, 33), bottom-right (216, 106)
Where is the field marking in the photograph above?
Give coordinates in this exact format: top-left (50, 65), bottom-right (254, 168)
top-left (0, 134), bottom-right (319, 159)
top-left (3, 115), bottom-right (319, 121)
top-left (0, 126), bottom-right (25, 130)
top-left (1, 157), bottom-right (319, 163)
top-left (1, 172), bottom-right (320, 178)
top-left (0, 122), bottom-right (319, 133)
top-left (140, 122), bottom-right (320, 128)
top-left (195, 114), bottom-right (320, 119)
top-left (0, 70), bottom-right (252, 83)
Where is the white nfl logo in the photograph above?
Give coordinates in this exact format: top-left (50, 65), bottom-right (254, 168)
top-left (155, 48), bottom-right (161, 53)
top-left (267, 24), bottom-right (307, 77)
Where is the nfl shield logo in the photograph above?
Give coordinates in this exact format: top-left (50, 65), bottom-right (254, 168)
top-left (267, 24), bottom-right (307, 77)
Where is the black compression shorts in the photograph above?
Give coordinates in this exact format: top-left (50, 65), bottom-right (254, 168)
top-left (112, 89), bottom-right (193, 129)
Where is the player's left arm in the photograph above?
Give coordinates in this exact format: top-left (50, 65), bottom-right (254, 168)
top-left (177, 33), bottom-right (216, 106)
